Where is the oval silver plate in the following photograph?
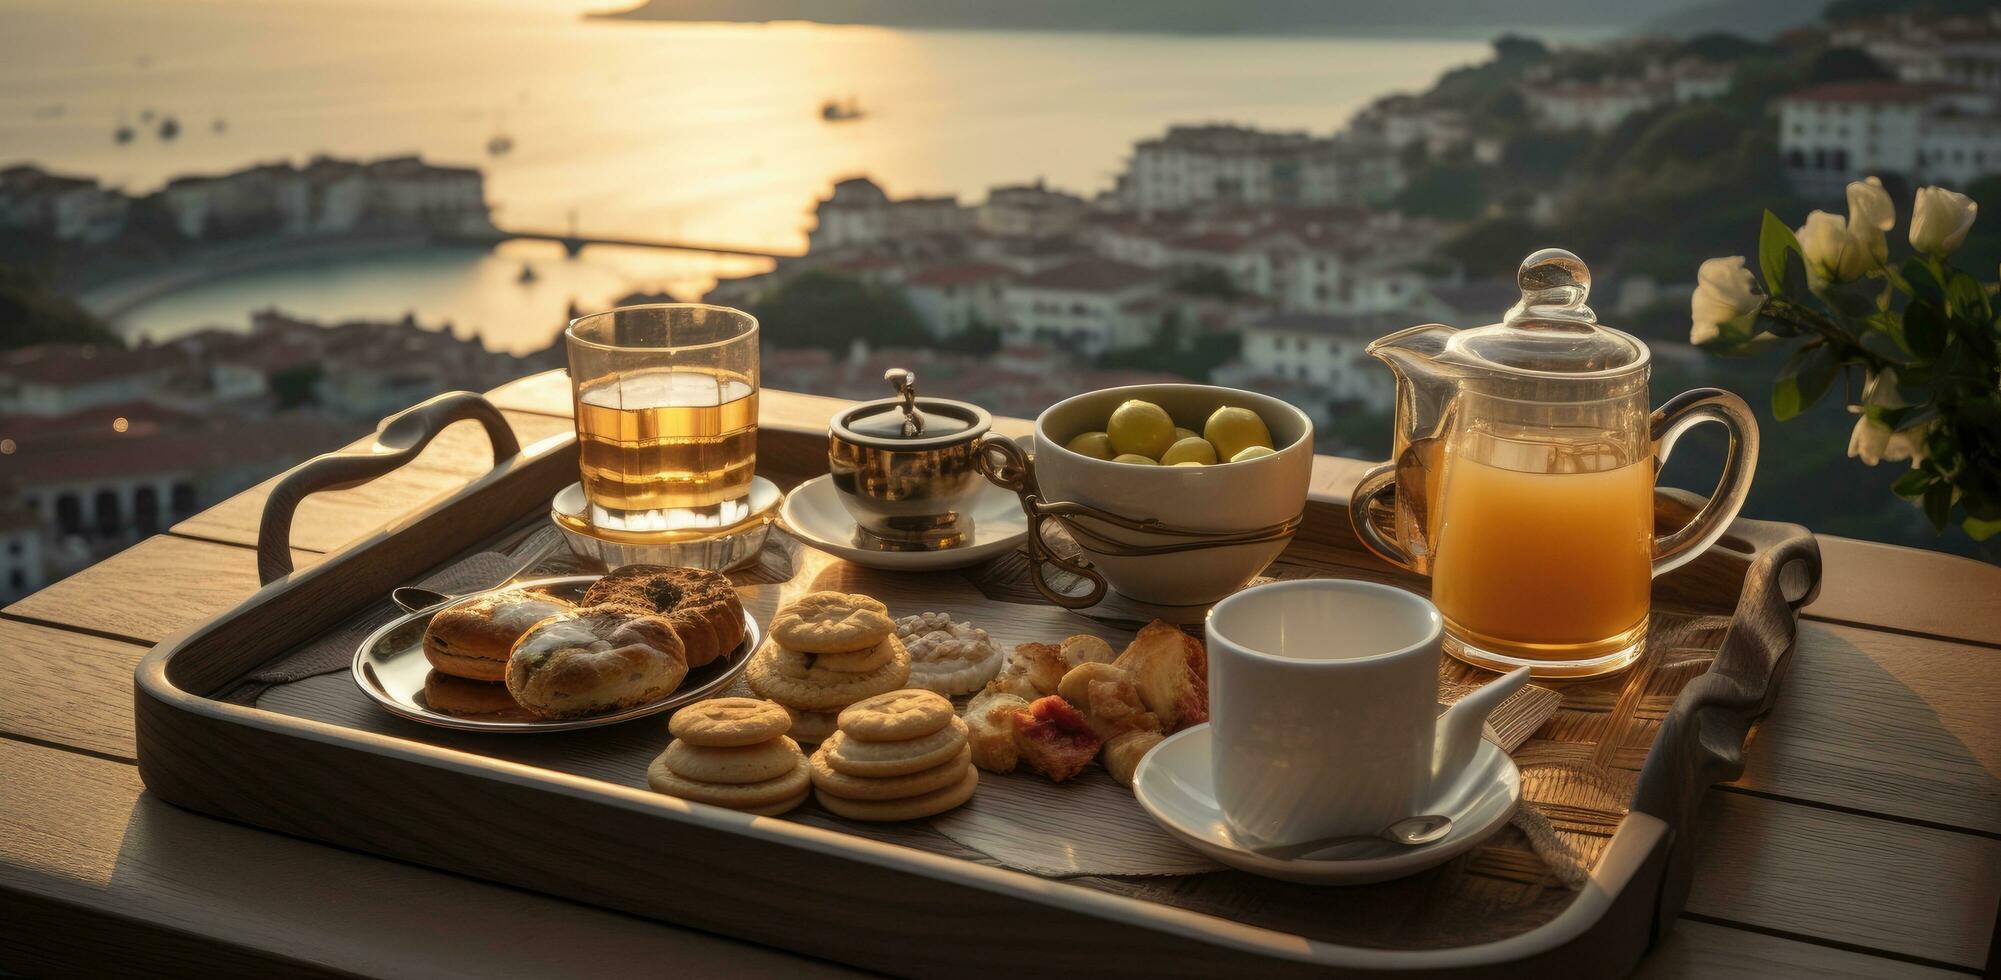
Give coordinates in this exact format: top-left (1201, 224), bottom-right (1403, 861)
top-left (351, 575), bottom-right (760, 733)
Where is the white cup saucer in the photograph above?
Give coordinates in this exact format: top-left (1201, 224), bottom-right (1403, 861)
top-left (778, 473), bottom-right (1028, 571)
top-left (1133, 722), bottom-right (1522, 885)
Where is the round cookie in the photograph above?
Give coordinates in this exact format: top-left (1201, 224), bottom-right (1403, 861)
top-left (771, 592), bottom-right (895, 654)
top-left (664, 736), bottom-right (801, 785)
top-left (747, 638), bottom-right (911, 711)
top-left (896, 612), bottom-right (1003, 697)
top-left (785, 707), bottom-right (840, 746)
top-left (807, 635), bottom-right (896, 674)
top-left (646, 751), bottom-right (810, 810)
top-left (810, 744), bottom-right (970, 801)
top-left (742, 788), bottom-right (809, 817)
top-left (822, 716), bottom-right (968, 778)
top-left (670, 697), bottom-right (792, 747)
top-left (815, 767), bottom-right (979, 822)
top-left (839, 690), bottom-right (953, 743)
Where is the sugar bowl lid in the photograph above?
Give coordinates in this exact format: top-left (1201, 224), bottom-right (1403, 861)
top-left (832, 368), bottom-right (992, 450)
top-left (1442, 248), bottom-right (1648, 378)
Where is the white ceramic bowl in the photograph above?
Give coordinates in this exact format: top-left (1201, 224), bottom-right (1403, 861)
top-left (1032, 384), bottom-right (1313, 606)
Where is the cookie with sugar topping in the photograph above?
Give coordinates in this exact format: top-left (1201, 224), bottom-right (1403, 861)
top-left (894, 612), bottom-right (1002, 697)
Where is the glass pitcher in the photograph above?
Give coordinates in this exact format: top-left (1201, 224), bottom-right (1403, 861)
top-left (1349, 249), bottom-right (1758, 679)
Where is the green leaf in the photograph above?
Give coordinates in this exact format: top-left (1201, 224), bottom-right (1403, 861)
top-left (1758, 211), bottom-right (1801, 299)
top-left (1891, 469), bottom-right (1932, 499)
top-left (1922, 482), bottom-right (1953, 532)
top-left (1901, 257), bottom-right (1943, 302)
top-left (1903, 300), bottom-right (1948, 359)
top-left (1944, 271), bottom-right (1991, 323)
top-left (1964, 516), bottom-right (2001, 541)
top-left (1771, 343), bottom-right (1838, 421)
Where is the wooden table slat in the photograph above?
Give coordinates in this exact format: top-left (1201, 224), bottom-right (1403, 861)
top-left (0, 737), bottom-right (864, 979)
top-left (1806, 535), bottom-right (2001, 647)
top-left (1638, 920), bottom-right (1965, 979)
top-left (3, 535), bottom-right (314, 645)
top-left (1688, 791), bottom-right (2000, 969)
top-left (0, 620), bottom-right (147, 761)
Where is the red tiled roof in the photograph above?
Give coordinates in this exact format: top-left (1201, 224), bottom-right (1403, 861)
top-left (0, 344), bottom-right (184, 386)
top-left (1016, 258), bottom-right (1161, 293)
top-left (908, 261), bottom-right (1014, 287)
top-left (1781, 81), bottom-right (1964, 104)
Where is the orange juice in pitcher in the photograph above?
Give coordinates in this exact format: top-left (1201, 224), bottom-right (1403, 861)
top-left (1351, 250), bottom-right (1760, 679)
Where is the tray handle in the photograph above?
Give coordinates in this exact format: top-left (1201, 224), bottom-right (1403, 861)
top-left (256, 390), bottom-right (522, 584)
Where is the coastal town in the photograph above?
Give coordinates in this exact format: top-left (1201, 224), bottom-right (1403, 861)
top-left (6, 1), bottom-right (2001, 597)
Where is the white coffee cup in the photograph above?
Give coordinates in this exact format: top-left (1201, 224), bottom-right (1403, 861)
top-left (1206, 579), bottom-right (1528, 846)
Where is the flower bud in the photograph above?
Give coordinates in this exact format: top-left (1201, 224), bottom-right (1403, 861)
top-left (1798, 211), bottom-right (1872, 289)
top-left (1690, 256), bottom-right (1760, 345)
top-left (1909, 186), bottom-right (1976, 257)
top-left (1846, 176), bottom-right (1894, 264)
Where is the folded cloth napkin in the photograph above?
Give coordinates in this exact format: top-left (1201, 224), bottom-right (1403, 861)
top-left (230, 527), bottom-right (575, 701)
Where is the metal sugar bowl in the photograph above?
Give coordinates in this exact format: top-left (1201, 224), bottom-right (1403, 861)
top-left (827, 369), bottom-right (994, 551)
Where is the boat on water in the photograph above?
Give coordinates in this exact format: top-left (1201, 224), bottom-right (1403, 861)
top-left (159, 116), bottom-right (180, 140)
top-left (487, 133), bottom-right (514, 156)
top-left (517, 262), bottom-right (538, 284)
top-left (114, 123), bottom-right (134, 144)
top-left (820, 97), bottom-right (864, 122)
top-left (212, 118), bottom-right (228, 134)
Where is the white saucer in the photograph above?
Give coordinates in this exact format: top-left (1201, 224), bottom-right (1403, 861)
top-left (1132, 722), bottom-right (1522, 885)
top-left (778, 473), bottom-right (1029, 571)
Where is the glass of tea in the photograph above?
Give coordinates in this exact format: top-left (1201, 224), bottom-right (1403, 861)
top-left (564, 304), bottom-right (759, 534)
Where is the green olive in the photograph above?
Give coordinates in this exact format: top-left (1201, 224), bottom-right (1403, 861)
top-left (1173, 426), bottom-right (1200, 442)
top-left (1065, 431), bottom-right (1114, 460)
top-left (1171, 460), bottom-right (1205, 467)
top-left (1159, 436), bottom-right (1219, 466)
top-left (1112, 453), bottom-right (1159, 465)
top-left (1205, 406), bottom-right (1274, 461)
top-left (1229, 444), bottom-right (1278, 463)
top-left (1107, 400), bottom-right (1176, 459)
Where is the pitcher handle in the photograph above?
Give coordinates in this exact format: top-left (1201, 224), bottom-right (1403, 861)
top-left (1349, 462), bottom-right (1418, 572)
top-left (1650, 388), bottom-right (1760, 577)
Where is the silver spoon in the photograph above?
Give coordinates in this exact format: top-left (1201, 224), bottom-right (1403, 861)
top-left (391, 531), bottom-right (568, 613)
top-left (1247, 814), bottom-right (1454, 862)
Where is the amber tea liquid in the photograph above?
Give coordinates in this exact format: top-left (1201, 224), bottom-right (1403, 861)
top-left (574, 369), bottom-right (758, 530)
top-left (1424, 438), bottom-right (1654, 678)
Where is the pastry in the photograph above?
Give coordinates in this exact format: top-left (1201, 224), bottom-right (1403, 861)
top-left (1102, 730), bottom-right (1164, 787)
top-left (769, 592), bottom-right (895, 654)
top-left (1006, 642), bottom-right (1068, 697)
top-left (837, 690), bottom-right (953, 743)
top-left (821, 716), bottom-right (968, 778)
top-left (506, 606), bottom-right (688, 719)
top-left (805, 635), bottom-right (897, 674)
top-left (580, 565), bottom-right (747, 668)
top-left (1012, 696), bottom-right (1101, 782)
top-left (746, 638), bottom-right (911, 711)
top-left (962, 689), bottom-right (1029, 773)
top-left (422, 588), bottom-right (574, 681)
top-left (663, 736), bottom-right (802, 785)
top-left (784, 706), bottom-right (840, 746)
top-left (1057, 634), bottom-right (1116, 669)
top-left (815, 767), bottom-right (979, 822)
top-left (421, 671), bottom-right (535, 721)
top-left (647, 751), bottom-right (810, 811)
top-left (669, 697), bottom-right (792, 747)
top-left (894, 612), bottom-right (1003, 696)
top-left (1056, 661), bottom-right (1159, 740)
top-left (809, 744), bottom-right (971, 801)
top-left (1112, 622), bottom-right (1209, 733)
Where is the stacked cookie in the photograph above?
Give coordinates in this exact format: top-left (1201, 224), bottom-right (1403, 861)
top-left (810, 690), bottom-right (978, 821)
top-left (747, 592), bottom-right (912, 745)
top-left (646, 698), bottom-right (809, 816)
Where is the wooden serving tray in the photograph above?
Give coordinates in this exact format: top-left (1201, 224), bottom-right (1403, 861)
top-left (133, 391), bottom-right (1822, 977)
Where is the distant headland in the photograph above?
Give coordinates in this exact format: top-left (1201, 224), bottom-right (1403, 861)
top-left (587, 0), bottom-right (1732, 36)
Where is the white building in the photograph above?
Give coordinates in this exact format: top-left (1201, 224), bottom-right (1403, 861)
top-left (806, 177), bottom-right (973, 252)
top-left (1220, 312), bottom-right (1405, 404)
top-left (0, 512), bottom-right (44, 602)
top-left (1777, 81), bottom-right (2001, 197)
top-left (978, 180), bottom-right (1090, 238)
top-left (1001, 258), bottom-right (1166, 355)
top-left (0, 165), bottom-right (130, 243)
top-left (902, 261), bottom-right (1014, 338)
top-left (1525, 79), bottom-right (1668, 133)
top-left (0, 345), bottom-right (185, 417)
top-left (1118, 125), bottom-right (1403, 211)
top-left (160, 155), bottom-right (490, 240)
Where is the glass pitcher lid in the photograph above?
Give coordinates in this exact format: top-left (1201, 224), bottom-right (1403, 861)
top-left (1442, 248), bottom-right (1648, 378)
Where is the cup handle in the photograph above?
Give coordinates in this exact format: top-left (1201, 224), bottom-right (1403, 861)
top-left (975, 434), bottom-right (1109, 610)
top-left (1350, 462), bottom-right (1418, 572)
top-left (1650, 388), bottom-right (1760, 577)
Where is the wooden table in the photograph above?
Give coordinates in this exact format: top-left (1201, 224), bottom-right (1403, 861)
top-left (4, 373), bottom-right (1996, 978)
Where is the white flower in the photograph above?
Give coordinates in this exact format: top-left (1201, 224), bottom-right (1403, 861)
top-left (1690, 256), bottom-right (1760, 345)
top-left (1797, 210), bottom-right (1872, 289)
top-left (1846, 176), bottom-right (1895, 264)
top-left (1884, 418), bottom-right (1935, 465)
top-left (1848, 414), bottom-right (1892, 465)
top-left (1909, 186), bottom-right (1976, 257)
top-left (1856, 368), bottom-right (1909, 410)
